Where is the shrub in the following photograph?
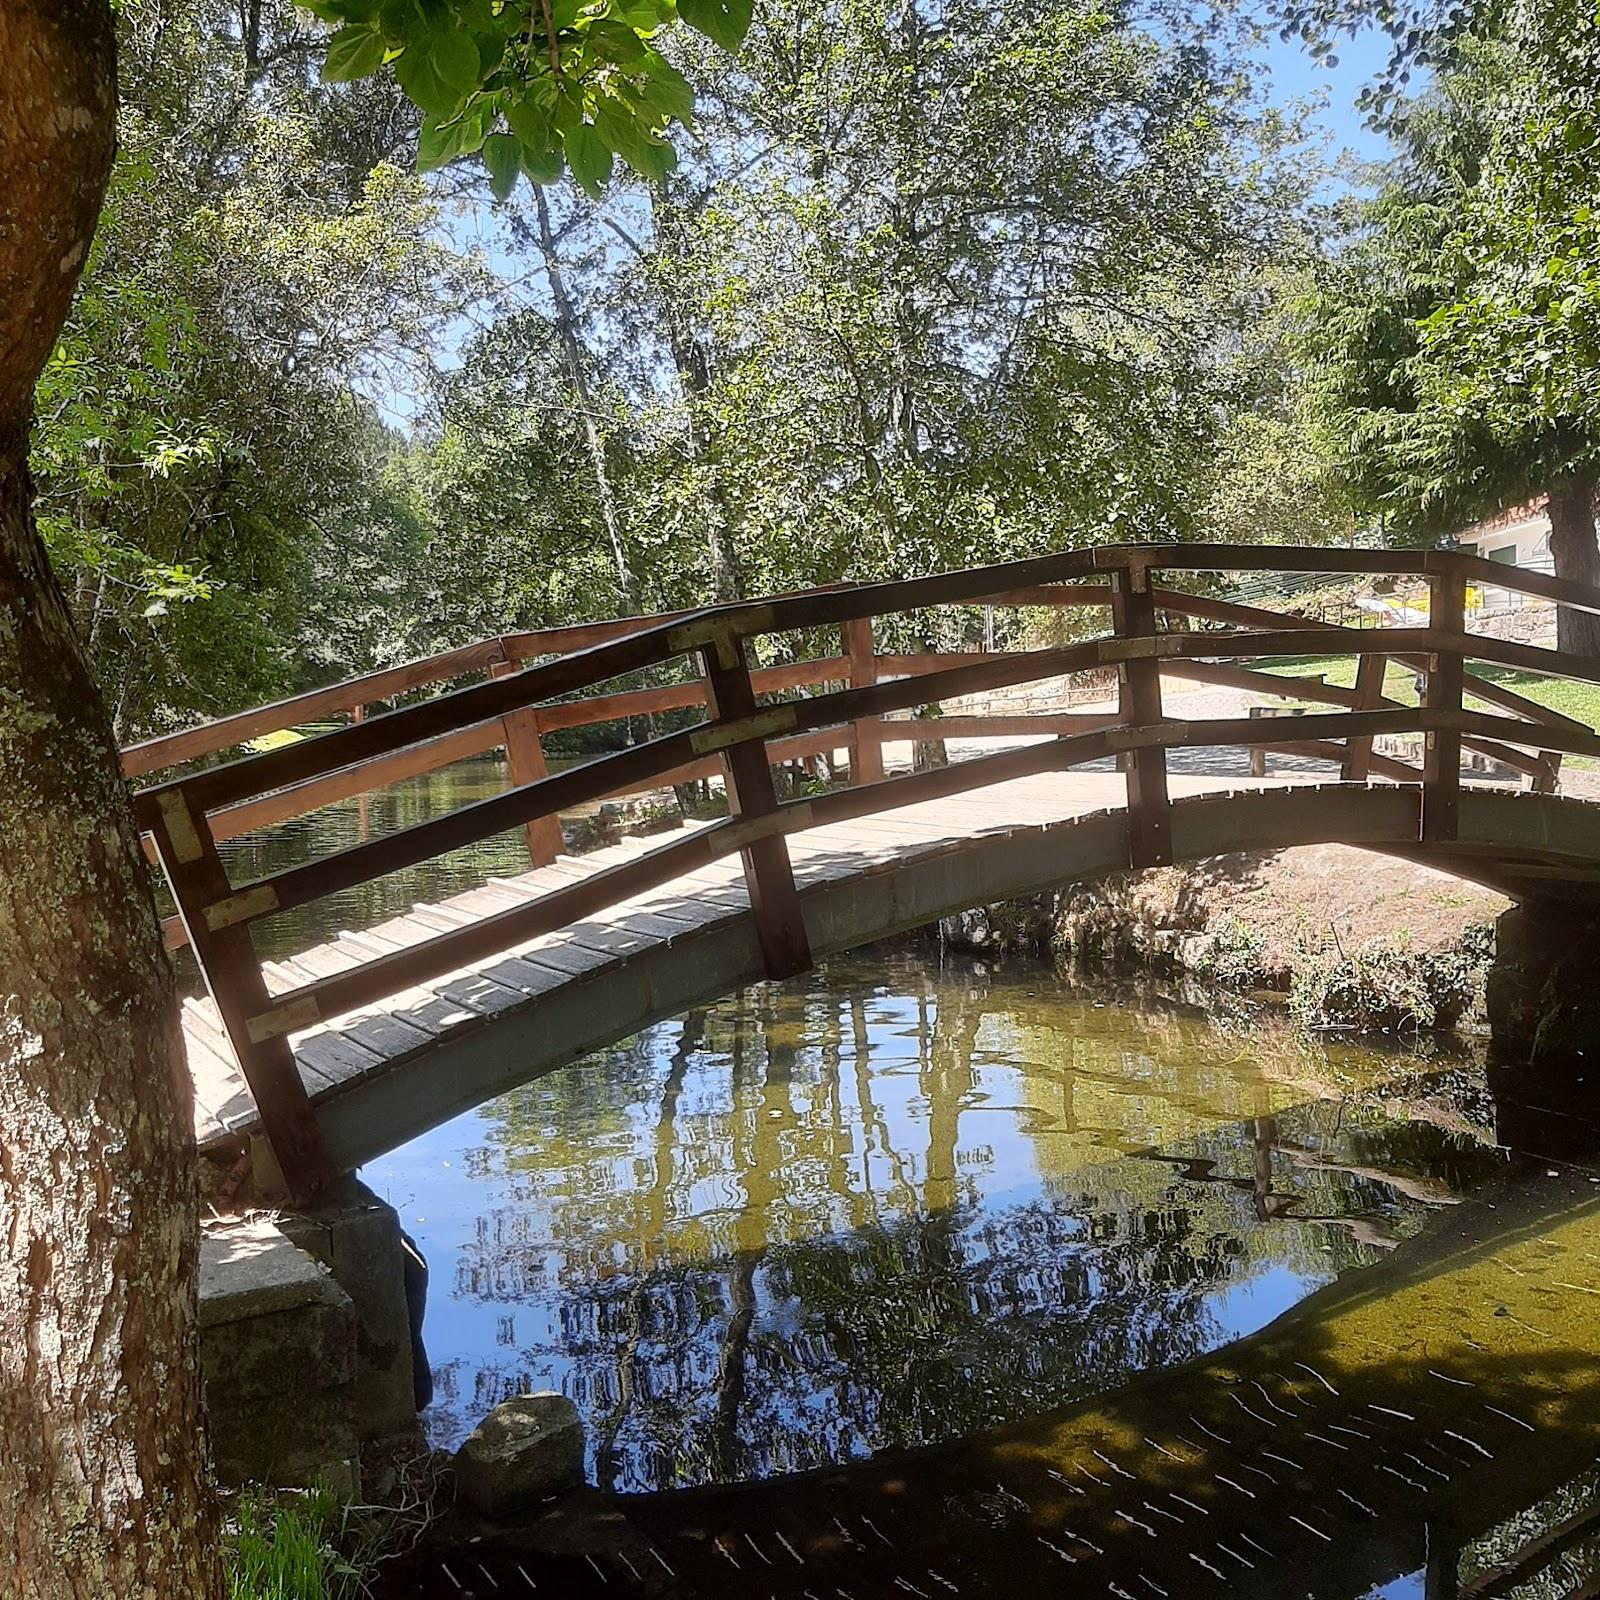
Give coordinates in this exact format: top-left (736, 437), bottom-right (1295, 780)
top-left (1288, 924), bottom-right (1493, 1034)
top-left (1189, 917), bottom-right (1268, 988)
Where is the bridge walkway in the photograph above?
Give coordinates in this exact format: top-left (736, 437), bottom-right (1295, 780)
top-left (182, 768), bottom-right (1265, 1168)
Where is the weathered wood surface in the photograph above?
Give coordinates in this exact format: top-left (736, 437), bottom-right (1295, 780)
top-left (181, 774), bottom-right (1600, 1174)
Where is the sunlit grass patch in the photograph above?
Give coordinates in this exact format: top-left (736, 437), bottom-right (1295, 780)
top-left (226, 1489), bottom-right (370, 1600)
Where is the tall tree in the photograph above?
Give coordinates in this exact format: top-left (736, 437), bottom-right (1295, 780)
top-left (590, 0), bottom-right (1321, 605)
top-left (1, 1), bottom-right (735, 1592)
top-left (1, 5), bottom-right (223, 1595)
top-left (523, 186), bottom-right (639, 612)
top-left (1299, 6), bottom-right (1600, 647)
top-left (35, 0), bottom-right (482, 739)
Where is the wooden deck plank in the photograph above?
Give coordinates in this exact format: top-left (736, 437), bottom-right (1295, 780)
top-left (181, 779), bottom-right (1175, 1152)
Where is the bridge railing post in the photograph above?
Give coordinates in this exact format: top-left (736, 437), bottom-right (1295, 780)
top-left (843, 614), bottom-right (883, 785)
top-left (1109, 560), bottom-right (1173, 869)
top-left (146, 790), bottom-right (334, 1203)
top-left (1342, 651), bottom-right (1387, 781)
top-left (490, 651), bottom-right (563, 867)
top-left (700, 629), bottom-right (814, 981)
top-left (1423, 569), bottom-right (1466, 843)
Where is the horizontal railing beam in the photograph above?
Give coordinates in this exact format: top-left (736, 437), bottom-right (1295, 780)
top-left (134, 550), bottom-right (1115, 817)
top-left (240, 811), bottom-right (805, 1041)
top-left (125, 543), bottom-right (1600, 787)
top-left (1163, 659), bottom-right (1559, 784)
top-left (877, 714), bottom-right (1118, 741)
top-left (121, 638), bottom-right (510, 779)
top-left (134, 617), bottom-right (698, 818)
top-left (1155, 586), bottom-right (1589, 731)
top-left (202, 728), bottom-right (705, 931)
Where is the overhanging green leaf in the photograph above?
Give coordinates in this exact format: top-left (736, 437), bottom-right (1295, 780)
top-left (678, 0), bottom-right (753, 52)
top-left (321, 23), bottom-right (388, 82)
top-left (483, 133), bottom-right (522, 200)
top-left (430, 26), bottom-right (485, 93)
top-left (563, 122), bottom-right (614, 197)
top-left (639, 53), bottom-right (694, 124)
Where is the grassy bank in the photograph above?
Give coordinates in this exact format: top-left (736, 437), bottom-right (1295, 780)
top-left (227, 1490), bottom-right (404, 1600)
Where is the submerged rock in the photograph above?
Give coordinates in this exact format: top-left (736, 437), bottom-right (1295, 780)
top-left (453, 1392), bottom-right (585, 1519)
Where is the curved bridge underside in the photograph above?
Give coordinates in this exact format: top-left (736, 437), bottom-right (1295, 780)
top-left (184, 777), bottom-right (1600, 1176)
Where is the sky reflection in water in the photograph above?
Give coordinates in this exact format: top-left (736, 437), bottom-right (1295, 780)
top-left (367, 951), bottom-right (1502, 1494)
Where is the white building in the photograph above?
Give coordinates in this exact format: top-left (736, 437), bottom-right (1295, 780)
top-left (1453, 499), bottom-right (1556, 633)
top-left (1454, 499), bottom-right (1553, 572)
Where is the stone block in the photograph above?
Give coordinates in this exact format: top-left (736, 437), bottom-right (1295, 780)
top-left (199, 1219), bottom-right (359, 1495)
top-left (281, 1178), bottom-right (420, 1445)
top-left (453, 1393), bottom-right (585, 1521)
top-left (198, 1217), bottom-right (335, 1328)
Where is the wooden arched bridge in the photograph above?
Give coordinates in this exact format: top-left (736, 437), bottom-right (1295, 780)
top-left (124, 544), bottom-right (1600, 1202)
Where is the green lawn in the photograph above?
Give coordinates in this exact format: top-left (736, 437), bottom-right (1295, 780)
top-left (1252, 651), bottom-right (1600, 724)
top-left (1252, 653), bottom-right (1420, 703)
top-left (1249, 652), bottom-right (1600, 767)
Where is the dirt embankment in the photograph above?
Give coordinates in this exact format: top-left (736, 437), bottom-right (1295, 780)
top-left (942, 845), bottom-right (1508, 1034)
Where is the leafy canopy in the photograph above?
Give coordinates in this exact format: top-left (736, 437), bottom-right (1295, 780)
top-left (1296, 0), bottom-right (1600, 542)
top-left (300, 0), bottom-right (748, 196)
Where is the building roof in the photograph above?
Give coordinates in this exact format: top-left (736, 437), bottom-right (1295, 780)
top-left (1455, 498), bottom-right (1549, 545)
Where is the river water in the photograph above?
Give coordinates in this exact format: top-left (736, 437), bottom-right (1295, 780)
top-left (206, 759), bottom-right (1600, 1595)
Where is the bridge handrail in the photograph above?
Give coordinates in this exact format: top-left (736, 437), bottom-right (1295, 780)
top-left (156, 619), bottom-right (1600, 940)
top-left (132, 542), bottom-right (1600, 1202)
top-left (123, 545), bottom-right (1600, 793)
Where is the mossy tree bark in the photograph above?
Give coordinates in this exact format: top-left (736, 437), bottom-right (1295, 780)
top-left (0, 3), bottom-right (223, 1594)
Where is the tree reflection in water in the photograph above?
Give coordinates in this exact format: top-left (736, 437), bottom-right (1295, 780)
top-left (370, 952), bottom-right (1504, 1493)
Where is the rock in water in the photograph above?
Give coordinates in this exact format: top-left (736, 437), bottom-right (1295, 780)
top-left (453, 1393), bottom-right (585, 1519)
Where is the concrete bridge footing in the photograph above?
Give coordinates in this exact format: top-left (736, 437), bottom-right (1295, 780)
top-left (199, 1178), bottom-right (425, 1496)
top-left (1487, 904), bottom-right (1600, 1066)
top-left (1487, 904), bottom-right (1600, 1160)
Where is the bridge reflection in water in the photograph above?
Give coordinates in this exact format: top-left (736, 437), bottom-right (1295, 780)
top-left (366, 951), bottom-right (1600, 1599)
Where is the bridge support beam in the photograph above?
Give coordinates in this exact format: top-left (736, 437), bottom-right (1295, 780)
top-left (148, 794), bottom-right (335, 1205)
top-left (490, 656), bottom-right (563, 867)
top-left (843, 615), bottom-right (884, 785)
top-left (1422, 572), bottom-right (1466, 844)
top-left (1109, 568), bottom-right (1172, 869)
top-left (701, 633), bottom-right (813, 982)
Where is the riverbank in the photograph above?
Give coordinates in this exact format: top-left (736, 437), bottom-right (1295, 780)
top-left (937, 842), bottom-right (1508, 1033)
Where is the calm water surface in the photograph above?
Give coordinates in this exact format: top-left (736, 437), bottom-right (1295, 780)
top-left (365, 952), bottom-right (1529, 1494)
top-left (185, 752), bottom-right (572, 976)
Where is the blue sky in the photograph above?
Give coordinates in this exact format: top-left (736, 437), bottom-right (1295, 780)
top-left (1258, 21), bottom-right (1398, 171)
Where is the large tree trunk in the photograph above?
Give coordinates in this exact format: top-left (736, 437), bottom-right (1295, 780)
top-left (0, 5), bottom-right (223, 1596)
top-left (1546, 464), bottom-right (1600, 656)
